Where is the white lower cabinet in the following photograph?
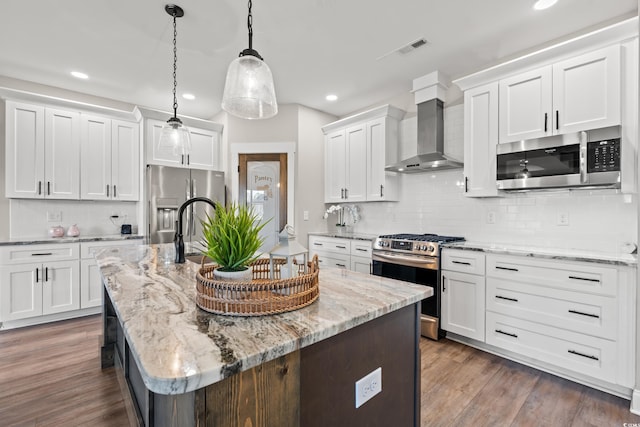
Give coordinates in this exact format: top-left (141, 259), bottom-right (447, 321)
top-left (0, 239), bottom-right (141, 328)
top-left (80, 239), bottom-right (141, 309)
top-left (440, 249), bottom-right (486, 341)
top-left (308, 235), bottom-right (372, 273)
top-left (0, 244), bottom-right (80, 322)
top-left (484, 253), bottom-right (635, 390)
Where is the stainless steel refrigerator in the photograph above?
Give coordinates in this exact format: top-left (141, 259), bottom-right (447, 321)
top-left (147, 165), bottom-right (225, 245)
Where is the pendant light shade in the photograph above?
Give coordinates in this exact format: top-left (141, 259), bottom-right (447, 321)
top-left (158, 116), bottom-right (191, 157)
top-left (221, 0), bottom-right (278, 120)
top-left (158, 4), bottom-right (191, 157)
top-left (222, 55), bottom-right (277, 120)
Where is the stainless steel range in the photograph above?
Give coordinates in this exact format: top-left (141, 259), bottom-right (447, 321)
top-left (372, 233), bottom-right (465, 340)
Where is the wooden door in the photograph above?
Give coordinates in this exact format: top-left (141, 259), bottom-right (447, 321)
top-left (239, 153), bottom-right (287, 252)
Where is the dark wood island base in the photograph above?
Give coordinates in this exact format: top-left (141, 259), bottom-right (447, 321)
top-left (102, 292), bottom-right (421, 427)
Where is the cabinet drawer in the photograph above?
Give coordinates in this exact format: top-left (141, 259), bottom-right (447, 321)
top-left (486, 312), bottom-right (617, 384)
top-left (487, 277), bottom-right (616, 339)
top-left (81, 239), bottom-right (140, 259)
top-left (442, 249), bottom-right (485, 275)
top-left (310, 250), bottom-right (349, 270)
top-left (350, 240), bottom-right (372, 258)
top-left (308, 236), bottom-right (351, 255)
top-left (0, 243), bottom-right (79, 264)
top-left (486, 254), bottom-right (617, 297)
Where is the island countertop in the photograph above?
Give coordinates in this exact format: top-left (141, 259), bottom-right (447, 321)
top-left (96, 243), bottom-right (431, 395)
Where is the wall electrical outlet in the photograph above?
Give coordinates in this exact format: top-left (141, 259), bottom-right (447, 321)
top-left (46, 211), bottom-right (62, 222)
top-left (557, 212), bottom-right (569, 226)
top-left (487, 211), bottom-right (496, 224)
top-left (355, 367), bottom-right (382, 409)
top-left (303, 210), bottom-right (309, 221)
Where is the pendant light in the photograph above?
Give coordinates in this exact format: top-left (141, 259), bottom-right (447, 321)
top-left (221, 0), bottom-right (278, 120)
top-left (157, 4), bottom-right (191, 157)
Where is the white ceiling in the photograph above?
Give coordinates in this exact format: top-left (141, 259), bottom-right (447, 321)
top-left (0, 0), bottom-right (636, 120)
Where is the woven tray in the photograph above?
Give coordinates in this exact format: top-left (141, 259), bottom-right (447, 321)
top-left (195, 255), bottom-right (320, 316)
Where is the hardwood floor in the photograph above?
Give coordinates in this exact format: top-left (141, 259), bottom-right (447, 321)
top-left (1, 315), bottom-right (639, 426)
top-left (420, 337), bottom-right (640, 427)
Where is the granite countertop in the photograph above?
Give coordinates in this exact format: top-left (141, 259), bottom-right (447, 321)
top-left (95, 243), bottom-right (430, 395)
top-left (0, 234), bottom-right (144, 246)
top-left (308, 231), bottom-right (377, 241)
top-left (443, 241), bottom-right (637, 267)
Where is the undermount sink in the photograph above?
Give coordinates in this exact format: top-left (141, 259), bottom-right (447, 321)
top-left (185, 254), bottom-right (215, 265)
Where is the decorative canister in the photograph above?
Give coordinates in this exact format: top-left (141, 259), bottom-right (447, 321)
top-left (67, 224), bottom-right (80, 237)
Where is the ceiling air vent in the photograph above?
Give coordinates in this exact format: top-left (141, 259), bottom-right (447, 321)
top-left (376, 37), bottom-right (429, 61)
top-left (398, 38), bottom-right (428, 54)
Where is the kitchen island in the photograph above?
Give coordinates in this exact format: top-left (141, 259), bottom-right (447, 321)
top-left (97, 244), bottom-right (430, 427)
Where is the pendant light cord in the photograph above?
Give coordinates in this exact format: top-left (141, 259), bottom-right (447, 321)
top-left (172, 12), bottom-right (179, 119)
top-left (247, 0), bottom-right (253, 51)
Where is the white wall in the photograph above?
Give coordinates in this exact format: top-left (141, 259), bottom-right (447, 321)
top-left (9, 199), bottom-right (138, 239)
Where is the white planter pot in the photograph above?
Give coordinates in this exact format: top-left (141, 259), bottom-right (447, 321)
top-left (213, 267), bottom-right (252, 282)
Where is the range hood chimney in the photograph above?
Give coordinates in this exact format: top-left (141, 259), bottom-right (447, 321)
top-left (386, 71), bottom-right (463, 173)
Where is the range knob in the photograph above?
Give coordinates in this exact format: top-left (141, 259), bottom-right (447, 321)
top-left (428, 246), bottom-right (435, 252)
top-left (420, 245), bottom-right (427, 251)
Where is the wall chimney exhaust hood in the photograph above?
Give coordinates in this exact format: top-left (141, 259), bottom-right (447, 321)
top-left (386, 71), bottom-right (463, 173)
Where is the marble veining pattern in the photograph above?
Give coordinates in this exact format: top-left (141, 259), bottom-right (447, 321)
top-left (0, 234), bottom-right (144, 246)
top-left (96, 243), bottom-right (429, 395)
top-left (444, 241), bottom-right (637, 267)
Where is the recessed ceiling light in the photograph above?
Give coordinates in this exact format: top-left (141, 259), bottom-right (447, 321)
top-left (70, 71), bottom-right (89, 79)
top-left (533, 0), bottom-right (558, 10)
top-left (326, 94), bottom-right (338, 101)
top-left (182, 93), bottom-right (195, 100)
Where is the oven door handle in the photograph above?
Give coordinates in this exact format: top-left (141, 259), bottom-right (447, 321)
top-left (372, 252), bottom-right (438, 269)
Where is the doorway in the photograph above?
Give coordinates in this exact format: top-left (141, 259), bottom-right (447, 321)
top-left (239, 153), bottom-right (287, 252)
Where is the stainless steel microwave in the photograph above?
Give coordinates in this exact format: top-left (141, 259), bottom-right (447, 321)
top-left (496, 126), bottom-right (621, 191)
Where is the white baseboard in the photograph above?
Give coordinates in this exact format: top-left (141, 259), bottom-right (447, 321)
top-left (631, 389), bottom-right (640, 415)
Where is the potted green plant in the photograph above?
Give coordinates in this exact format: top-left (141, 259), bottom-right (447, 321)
top-left (200, 202), bottom-right (269, 281)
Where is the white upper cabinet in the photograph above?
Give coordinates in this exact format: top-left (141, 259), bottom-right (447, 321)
top-left (499, 67), bottom-right (552, 143)
top-left (345, 124), bottom-right (367, 202)
top-left (80, 117), bottom-right (139, 201)
top-left (324, 129), bottom-right (347, 203)
top-left (322, 105), bottom-right (403, 203)
top-left (552, 45), bottom-right (621, 134)
top-left (463, 82), bottom-right (500, 197)
top-left (499, 45), bottom-right (621, 144)
top-left (146, 118), bottom-right (222, 171)
top-left (5, 101), bottom-right (80, 199)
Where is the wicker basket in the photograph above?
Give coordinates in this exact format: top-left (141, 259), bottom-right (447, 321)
top-left (195, 255), bottom-right (320, 316)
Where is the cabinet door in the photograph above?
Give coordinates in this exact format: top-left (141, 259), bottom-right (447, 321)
top-left (189, 127), bottom-right (220, 171)
top-left (464, 82), bottom-right (500, 197)
top-left (345, 124), bottom-right (367, 202)
top-left (81, 115), bottom-right (112, 200)
top-left (5, 101), bottom-right (45, 198)
top-left (42, 260), bottom-right (79, 315)
top-left (44, 108), bottom-right (81, 199)
top-left (0, 264), bottom-right (41, 321)
top-left (111, 120), bottom-right (140, 201)
top-left (499, 66), bottom-right (552, 143)
top-left (441, 270), bottom-right (485, 341)
top-left (350, 256), bottom-right (371, 274)
top-left (553, 45), bottom-right (621, 134)
top-left (324, 130), bottom-right (347, 203)
top-left (366, 117), bottom-right (391, 201)
top-left (146, 118), bottom-right (185, 167)
top-left (80, 259), bottom-right (102, 309)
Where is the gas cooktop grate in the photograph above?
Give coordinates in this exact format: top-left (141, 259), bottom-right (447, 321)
top-left (378, 233), bottom-right (465, 243)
